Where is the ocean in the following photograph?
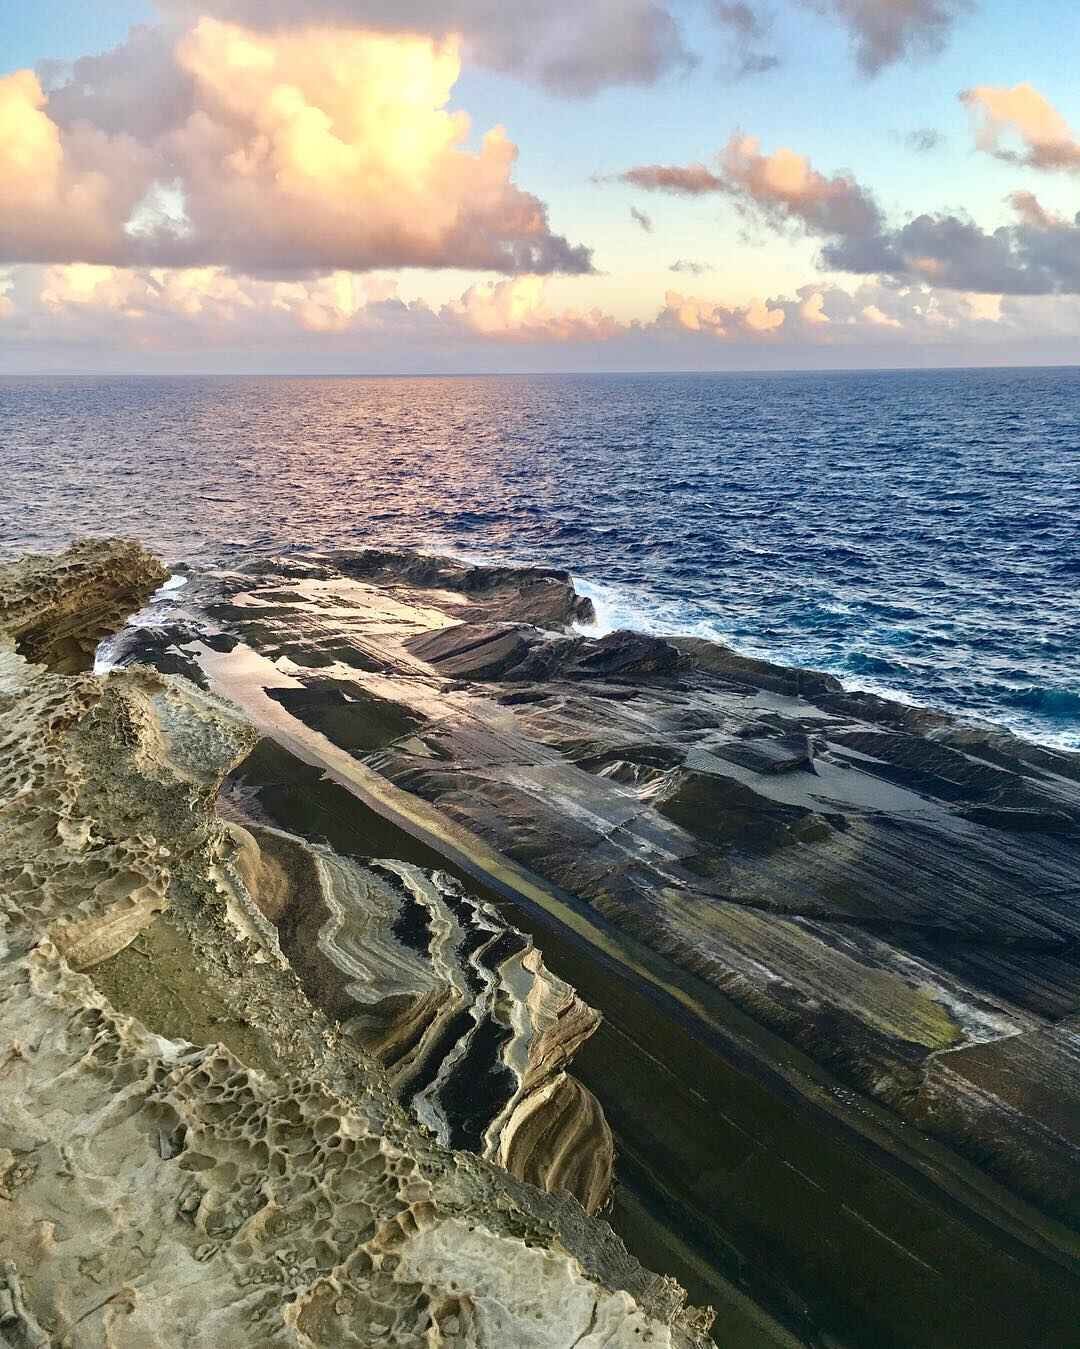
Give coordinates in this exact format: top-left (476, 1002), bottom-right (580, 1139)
top-left (2, 367), bottom-right (1077, 748)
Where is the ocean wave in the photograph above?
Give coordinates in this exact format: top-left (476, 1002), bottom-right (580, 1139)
top-left (1001, 685), bottom-right (1080, 720)
top-left (571, 572), bottom-right (1079, 752)
top-left (5, 369), bottom-right (1078, 755)
top-left (572, 575), bottom-right (728, 643)
top-left (844, 652), bottom-right (908, 678)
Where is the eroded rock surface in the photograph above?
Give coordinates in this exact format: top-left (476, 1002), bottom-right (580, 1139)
top-left (0, 537), bottom-right (167, 673)
top-left (0, 543), bottom-right (710, 1349)
top-left (112, 546), bottom-right (1080, 1232)
top-left (227, 824), bottom-right (614, 1214)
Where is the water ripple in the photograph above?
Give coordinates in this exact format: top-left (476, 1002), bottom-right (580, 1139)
top-left (0, 368), bottom-right (1077, 748)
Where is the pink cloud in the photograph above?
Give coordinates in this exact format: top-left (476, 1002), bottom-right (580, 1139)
top-left (658, 290), bottom-right (786, 335)
top-left (620, 134), bottom-right (883, 241)
top-left (0, 22), bottom-right (590, 276)
top-left (618, 130), bottom-right (1080, 294)
top-left (0, 70), bottom-right (155, 264)
top-left (9, 265), bottom-right (1035, 357)
top-left (444, 277), bottom-right (623, 341)
top-left (962, 83), bottom-right (1080, 173)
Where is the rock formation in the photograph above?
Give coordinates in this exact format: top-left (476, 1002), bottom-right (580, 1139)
top-left (0, 536), bottom-right (167, 673)
top-left (102, 543), bottom-right (1080, 1348)
top-left (227, 825), bottom-right (614, 1214)
top-left (0, 540), bottom-right (711, 1349)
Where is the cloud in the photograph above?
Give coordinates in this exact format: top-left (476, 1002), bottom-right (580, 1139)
top-left (799, 289), bottom-right (829, 323)
top-left (630, 206), bottom-right (655, 232)
top-left (444, 276), bottom-right (622, 340)
top-left (621, 134), bottom-right (884, 239)
top-left (798, 0), bottom-right (972, 75)
top-left (620, 163), bottom-right (727, 195)
top-left (709, 3), bottom-right (780, 77)
top-left (961, 83), bottom-right (1080, 173)
top-left (710, 1), bottom-right (767, 38)
top-left (718, 134), bottom-right (885, 237)
top-left (35, 261), bottom-right (400, 332)
top-left (620, 132), bottom-right (1080, 294)
top-left (154, 0), bottom-right (693, 97)
top-left (905, 127), bottom-right (943, 152)
top-left (822, 196), bottom-right (1080, 295)
top-left (1008, 190), bottom-right (1060, 230)
top-left (151, 0), bottom-right (961, 93)
top-left (658, 290), bottom-right (786, 334)
top-left (22, 265), bottom-right (621, 345)
top-left (38, 24), bottom-right (194, 139)
top-left (0, 21), bottom-right (590, 276)
top-left (10, 262), bottom-right (1080, 368)
top-left (670, 259), bottom-right (715, 273)
top-left (0, 69), bottom-right (156, 264)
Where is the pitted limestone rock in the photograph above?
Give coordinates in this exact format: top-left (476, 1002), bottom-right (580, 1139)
top-left (0, 538), bottom-right (167, 673)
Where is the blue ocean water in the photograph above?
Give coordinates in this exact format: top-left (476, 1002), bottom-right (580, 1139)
top-left (1, 369), bottom-right (1077, 748)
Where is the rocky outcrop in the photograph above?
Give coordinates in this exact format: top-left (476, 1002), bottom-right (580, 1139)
top-left (99, 544), bottom-right (1080, 1347)
top-left (0, 542), bottom-right (711, 1349)
top-left (325, 548), bottom-right (595, 629)
top-left (181, 549), bottom-right (1080, 1211)
top-left (0, 537), bottom-right (168, 673)
top-left (227, 824), bottom-right (614, 1214)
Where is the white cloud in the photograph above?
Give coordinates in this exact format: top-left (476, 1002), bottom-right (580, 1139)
top-left (0, 22), bottom-right (590, 276)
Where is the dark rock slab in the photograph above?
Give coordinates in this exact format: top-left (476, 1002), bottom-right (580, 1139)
top-left (111, 546), bottom-right (1080, 1238)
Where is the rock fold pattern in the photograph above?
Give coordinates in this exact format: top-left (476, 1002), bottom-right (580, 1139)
top-left (114, 545), bottom-right (1080, 1229)
top-left (0, 541), bottom-right (710, 1349)
top-left (232, 824), bottom-right (614, 1214)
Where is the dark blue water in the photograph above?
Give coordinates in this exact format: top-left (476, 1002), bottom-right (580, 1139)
top-left (2, 369), bottom-right (1077, 748)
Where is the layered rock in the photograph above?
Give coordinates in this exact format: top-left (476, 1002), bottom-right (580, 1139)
top-left (0, 536), bottom-right (167, 672)
top-left (227, 824), bottom-right (613, 1214)
top-left (0, 542), bottom-right (710, 1349)
top-left (110, 550), bottom-right (1080, 1213)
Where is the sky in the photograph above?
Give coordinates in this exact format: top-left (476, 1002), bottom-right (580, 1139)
top-left (2, 0), bottom-right (1080, 372)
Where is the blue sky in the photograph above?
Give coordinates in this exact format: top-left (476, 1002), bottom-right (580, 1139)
top-left (3, 1), bottom-right (1080, 370)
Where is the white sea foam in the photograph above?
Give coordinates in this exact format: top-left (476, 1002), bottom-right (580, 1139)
top-left (571, 574), bottom-right (728, 643)
top-left (93, 573), bottom-right (189, 675)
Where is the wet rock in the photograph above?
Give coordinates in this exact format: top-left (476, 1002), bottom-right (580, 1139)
top-left (408, 624), bottom-right (540, 680)
top-left (267, 682), bottom-right (423, 755)
top-left (0, 546), bottom-right (711, 1349)
top-left (327, 546), bottom-right (594, 627)
top-left (703, 733), bottom-right (817, 776)
top-left (410, 625), bottom-right (683, 684)
top-left (127, 546), bottom-right (1080, 1233)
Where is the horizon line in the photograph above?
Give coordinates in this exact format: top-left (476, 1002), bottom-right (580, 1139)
top-left (4, 361), bottom-right (1080, 380)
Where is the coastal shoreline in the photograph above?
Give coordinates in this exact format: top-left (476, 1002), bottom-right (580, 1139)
top-left (4, 537), bottom-right (1079, 1348)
